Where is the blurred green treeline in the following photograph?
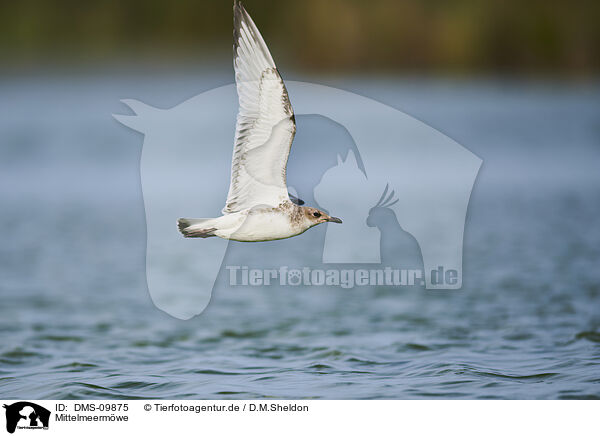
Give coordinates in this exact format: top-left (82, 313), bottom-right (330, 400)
top-left (1, 0), bottom-right (598, 75)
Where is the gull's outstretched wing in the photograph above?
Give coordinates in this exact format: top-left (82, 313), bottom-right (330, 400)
top-left (223, 0), bottom-right (296, 214)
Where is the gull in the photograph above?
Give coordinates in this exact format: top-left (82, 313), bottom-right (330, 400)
top-left (177, 0), bottom-right (342, 242)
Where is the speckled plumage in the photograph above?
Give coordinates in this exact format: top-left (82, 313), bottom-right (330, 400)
top-left (177, 1), bottom-right (341, 242)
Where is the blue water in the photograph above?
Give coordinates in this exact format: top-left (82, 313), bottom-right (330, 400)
top-left (1, 73), bottom-right (599, 399)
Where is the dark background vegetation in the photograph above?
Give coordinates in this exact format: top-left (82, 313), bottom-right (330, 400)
top-left (1, 0), bottom-right (598, 75)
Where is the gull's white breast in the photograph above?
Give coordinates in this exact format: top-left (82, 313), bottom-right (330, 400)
top-left (220, 208), bottom-right (304, 242)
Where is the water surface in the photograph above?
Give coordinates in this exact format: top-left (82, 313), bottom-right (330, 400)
top-left (1, 74), bottom-right (599, 399)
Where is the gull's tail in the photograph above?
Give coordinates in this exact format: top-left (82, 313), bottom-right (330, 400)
top-left (177, 218), bottom-right (218, 238)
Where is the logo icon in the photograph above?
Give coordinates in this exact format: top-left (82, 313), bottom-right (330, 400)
top-left (3, 402), bottom-right (50, 434)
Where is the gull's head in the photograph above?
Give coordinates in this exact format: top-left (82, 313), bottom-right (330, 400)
top-left (301, 207), bottom-right (342, 227)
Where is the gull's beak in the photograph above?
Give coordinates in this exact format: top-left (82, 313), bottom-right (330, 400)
top-left (327, 216), bottom-right (343, 224)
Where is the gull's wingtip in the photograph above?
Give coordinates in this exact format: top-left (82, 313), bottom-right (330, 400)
top-left (233, 0), bottom-right (248, 28)
top-left (233, 0), bottom-right (243, 46)
top-left (234, 0), bottom-right (245, 18)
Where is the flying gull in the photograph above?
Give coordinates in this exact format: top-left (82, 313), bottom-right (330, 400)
top-left (178, 0), bottom-right (342, 242)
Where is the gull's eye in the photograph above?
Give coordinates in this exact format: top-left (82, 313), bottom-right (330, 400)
top-left (313, 212), bottom-right (321, 218)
